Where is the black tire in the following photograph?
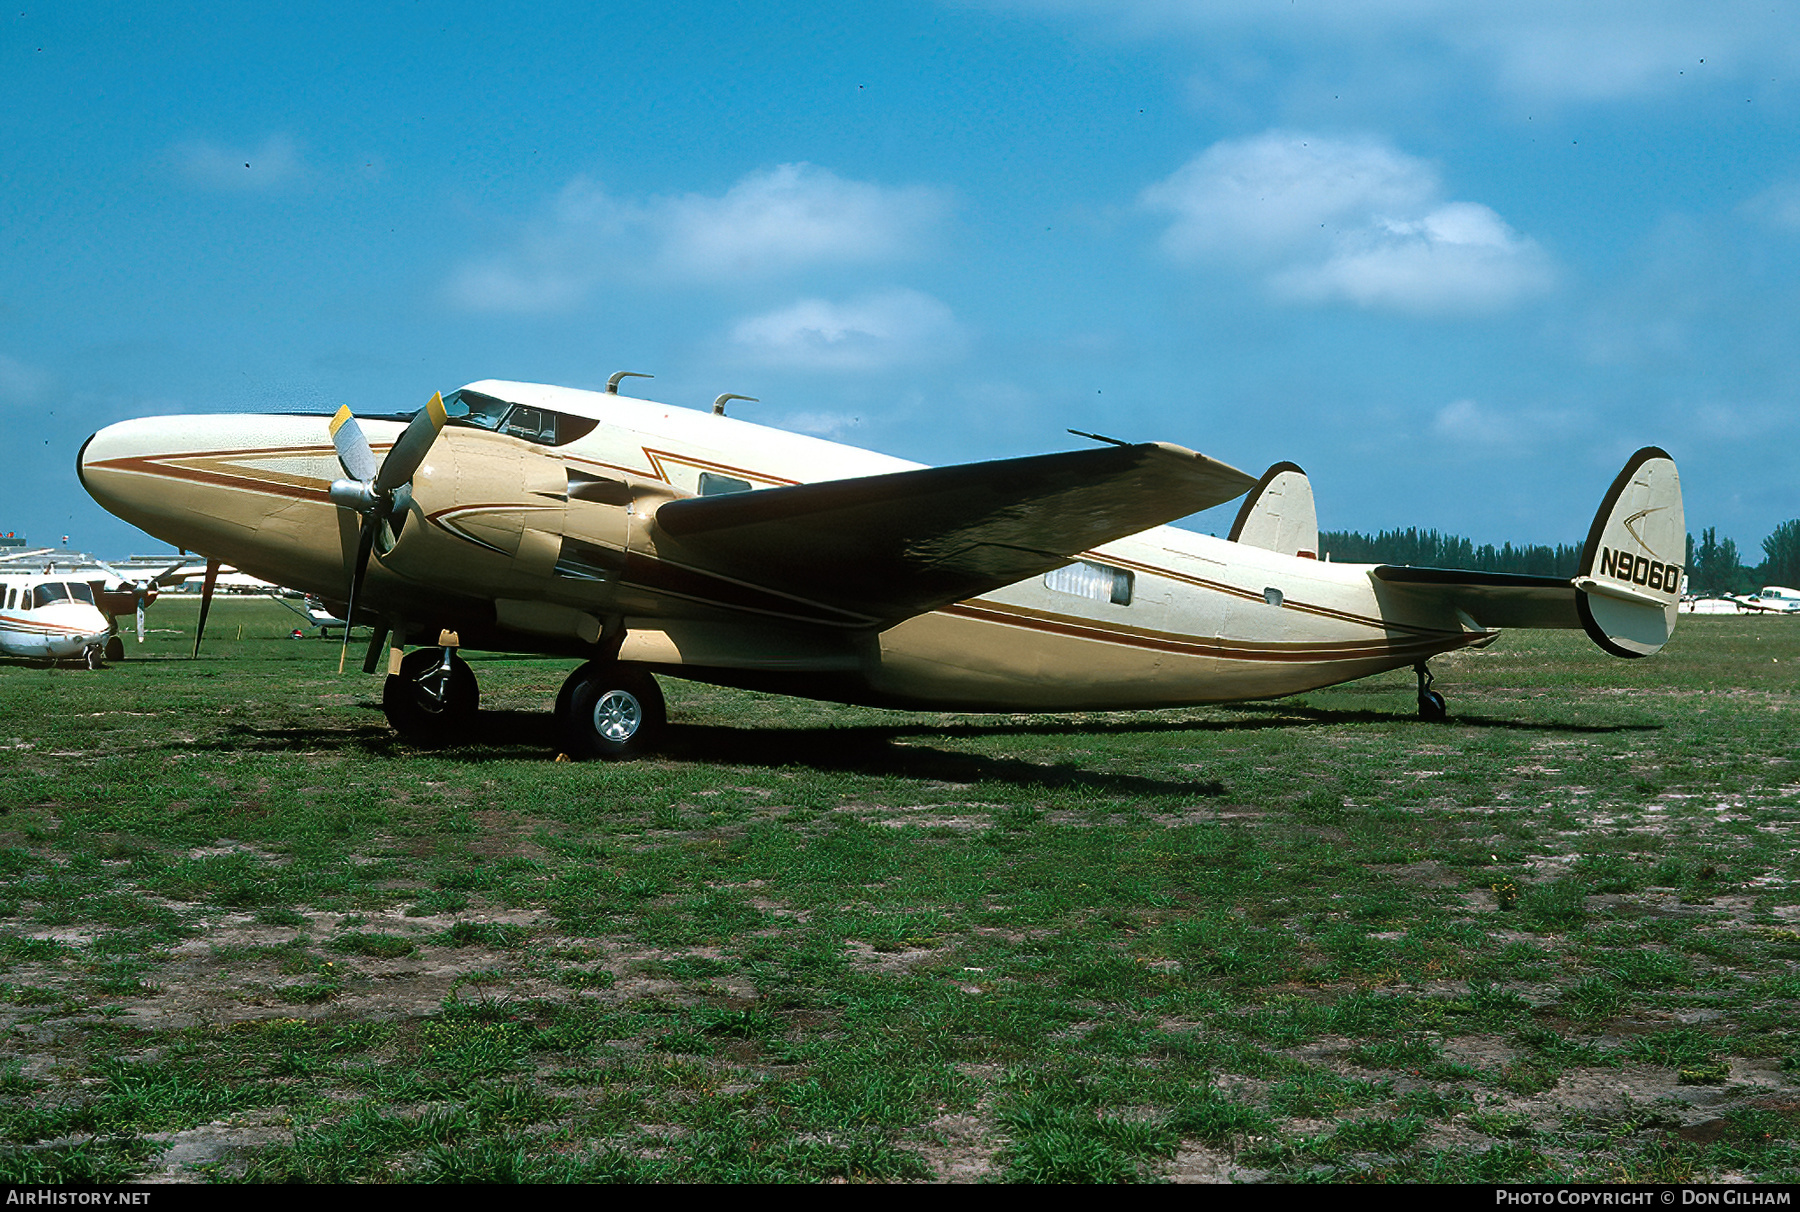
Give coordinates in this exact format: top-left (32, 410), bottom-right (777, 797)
top-left (560, 662), bottom-right (665, 760)
top-left (1418, 690), bottom-right (1448, 722)
top-left (104, 636), bottom-right (125, 662)
top-left (383, 648), bottom-right (479, 742)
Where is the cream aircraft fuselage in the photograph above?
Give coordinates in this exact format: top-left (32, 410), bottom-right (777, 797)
top-left (77, 379), bottom-right (1686, 753)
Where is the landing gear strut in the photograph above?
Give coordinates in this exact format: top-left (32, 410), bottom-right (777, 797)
top-left (556, 660), bottom-right (665, 760)
top-left (84, 643), bottom-right (105, 671)
top-left (1415, 662), bottom-right (1447, 722)
top-left (383, 647), bottom-right (478, 741)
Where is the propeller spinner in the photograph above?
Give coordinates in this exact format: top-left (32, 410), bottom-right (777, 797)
top-left (327, 393), bottom-right (448, 672)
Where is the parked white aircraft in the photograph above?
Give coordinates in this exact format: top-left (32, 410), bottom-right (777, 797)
top-left (1732, 586), bottom-right (1800, 614)
top-left (76, 378), bottom-right (1685, 757)
top-left (0, 564), bottom-right (112, 666)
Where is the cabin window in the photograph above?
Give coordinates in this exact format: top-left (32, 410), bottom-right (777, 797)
top-left (698, 471), bottom-right (752, 497)
top-left (4, 587), bottom-right (13, 609)
top-left (443, 389), bottom-right (599, 448)
top-left (1044, 560), bottom-right (1133, 606)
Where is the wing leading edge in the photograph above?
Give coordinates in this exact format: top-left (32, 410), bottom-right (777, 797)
top-left (650, 441), bottom-right (1258, 623)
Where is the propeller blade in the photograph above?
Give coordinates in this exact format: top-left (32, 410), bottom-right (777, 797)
top-left (338, 514), bottom-right (379, 675)
top-left (90, 558), bottom-right (131, 587)
top-left (374, 392), bottom-right (447, 495)
top-left (136, 596), bottom-right (146, 643)
top-left (192, 559), bottom-right (220, 659)
top-left (153, 559), bottom-right (199, 587)
top-left (329, 405), bottom-right (380, 484)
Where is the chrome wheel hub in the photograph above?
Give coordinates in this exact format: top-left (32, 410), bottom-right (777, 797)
top-left (593, 689), bottom-right (643, 742)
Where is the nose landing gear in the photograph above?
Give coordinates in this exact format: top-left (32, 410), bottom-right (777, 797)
top-left (1415, 662), bottom-right (1448, 722)
top-left (382, 646), bottom-right (479, 741)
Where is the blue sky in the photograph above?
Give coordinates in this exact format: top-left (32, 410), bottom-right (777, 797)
top-left (5, 1), bottom-right (1799, 558)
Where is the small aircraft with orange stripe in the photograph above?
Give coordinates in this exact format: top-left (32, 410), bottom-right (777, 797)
top-left (0, 559), bottom-right (113, 667)
top-left (76, 376), bottom-right (1684, 757)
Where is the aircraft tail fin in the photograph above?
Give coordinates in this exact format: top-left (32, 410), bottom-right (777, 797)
top-left (1571, 447), bottom-right (1684, 658)
top-left (1227, 462), bottom-right (1318, 558)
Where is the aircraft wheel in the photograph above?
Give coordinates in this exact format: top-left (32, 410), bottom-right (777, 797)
top-left (1418, 690), bottom-right (1448, 722)
top-left (105, 636), bottom-right (125, 662)
top-left (559, 662), bottom-right (665, 760)
top-left (383, 647), bottom-right (479, 741)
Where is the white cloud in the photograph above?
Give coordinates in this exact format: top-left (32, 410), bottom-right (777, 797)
top-left (660, 164), bottom-right (945, 278)
top-left (1742, 182), bottom-right (1800, 232)
top-left (1004, 1), bottom-right (1800, 103)
top-left (775, 411), bottom-right (864, 438)
top-left (169, 134), bottom-right (306, 191)
top-left (0, 354), bottom-right (53, 407)
top-left (1143, 132), bottom-right (1552, 314)
top-left (1429, 396), bottom-right (1582, 451)
top-left (446, 164), bottom-right (949, 314)
top-left (729, 289), bottom-right (967, 371)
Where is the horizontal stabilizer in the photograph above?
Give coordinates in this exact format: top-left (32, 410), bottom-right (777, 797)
top-left (1373, 565), bottom-right (1580, 630)
top-left (651, 442), bottom-right (1257, 623)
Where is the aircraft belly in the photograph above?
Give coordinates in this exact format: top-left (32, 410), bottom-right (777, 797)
top-left (868, 565), bottom-right (1476, 711)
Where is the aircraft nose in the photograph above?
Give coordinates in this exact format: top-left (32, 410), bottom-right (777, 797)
top-left (79, 412), bottom-right (337, 557)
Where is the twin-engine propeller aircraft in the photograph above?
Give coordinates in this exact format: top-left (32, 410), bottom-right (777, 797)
top-left (0, 563), bottom-right (113, 667)
top-left (77, 378), bottom-right (1685, 757)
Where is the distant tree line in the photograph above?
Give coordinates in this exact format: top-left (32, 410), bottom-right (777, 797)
top-left (1688, 523), bottom-right (1800, 595)
top-left (1318, 528), bottom-right (1582, 576)
top-left (1320, 521), bottom-right (1800, 594)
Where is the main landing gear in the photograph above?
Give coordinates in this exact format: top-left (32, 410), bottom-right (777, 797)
top-left (555, 660), bottom-right (666, 761)
top-left (1415, 662), bottom-right (1448, 722)
top-left (383, 646), bottom-right (479, 741)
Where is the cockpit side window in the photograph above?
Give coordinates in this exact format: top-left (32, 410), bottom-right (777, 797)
top-left (443, 390), bottom-right (599, 448)
top-left (503, 405), bottom-right (555, 444)
top-left (442, 389), bottom-right (513, 431)
top-left (32, 583), bottom-right (71, 609)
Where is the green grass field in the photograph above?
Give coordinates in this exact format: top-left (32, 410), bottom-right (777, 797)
top-left (1, 599), bottom-right (1797, 1183)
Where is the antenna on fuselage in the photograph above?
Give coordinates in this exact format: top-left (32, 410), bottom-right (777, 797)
top-left (713, 393), bottom-right (758, 417)
top-left (606, 371), bottom-right (653, 394)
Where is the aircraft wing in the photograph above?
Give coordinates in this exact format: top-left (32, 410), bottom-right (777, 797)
top-left (1373, 566), bottom-right (1580, 629)
top-left (650, 442), bottom-right (1257, 623)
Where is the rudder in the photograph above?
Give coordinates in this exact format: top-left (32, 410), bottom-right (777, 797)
top-left (1228, 461), bottom-right (1319, 559)
top-left (1573, 447), bottom-right (1684, 657)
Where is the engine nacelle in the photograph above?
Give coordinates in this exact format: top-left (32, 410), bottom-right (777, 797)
top-left (380, 428), bottom-right (634, 609)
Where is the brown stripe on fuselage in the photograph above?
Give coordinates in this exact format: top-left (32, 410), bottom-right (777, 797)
top-left (939, 599), bottom-right (1487, 664)
top-left (1089, 550), bottom-right (1461, 639)
top-left (84, 444), bottom-right (361, 503)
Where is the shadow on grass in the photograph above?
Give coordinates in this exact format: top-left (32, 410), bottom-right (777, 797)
top-left (1216, 702), bottom-right (1659, 736)
top-left (185, 695), bottom-right (1646, 797)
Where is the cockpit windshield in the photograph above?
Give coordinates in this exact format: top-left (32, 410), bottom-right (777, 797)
top-left (442, 389), bottom-right (598, 448)
top-left (31, 582), bottom-right (94, 609)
